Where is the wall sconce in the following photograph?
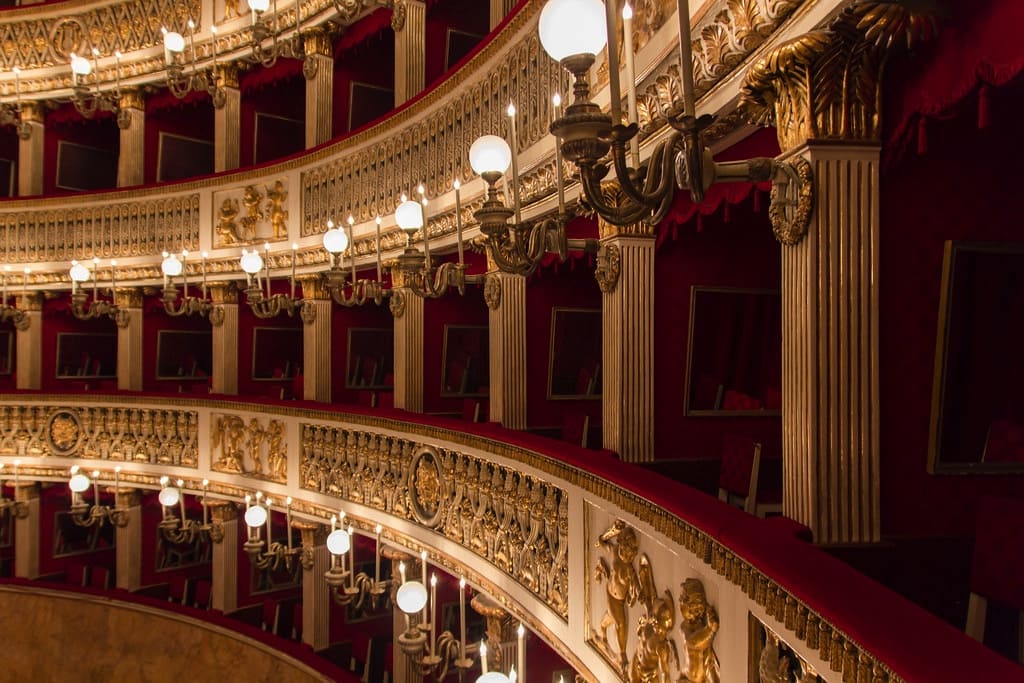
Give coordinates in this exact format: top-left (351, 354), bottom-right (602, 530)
top-left (68, 258), bottom-right (128, 325)
top-left (68, 49), bottom-right (130, 129)
top-left (393, 553), bottom-right (475, 680)
top-left (539, 0), bottom-right (811, 234)
top-left (0, 67), bottom-right (33, 140)
top-left (240, 244), bottom-right (310, 320)
top-left (324, 517), bottom-right (389, 610)
top-left (322, 216), bottom-right (388, 306)
top-left (0, 461), bottom-right (29, 519)
top-left (243, 492), bottom-right (303, 571)
top-left (161, 250), bottom-right (213, 317)
top-left (393, 185), bottom-right (481, 298)
top-left (162, 22), bottom-right (228, 108)
top-left (157, 476), bottom-right (212, 544)
top-left (0, 266), bottom-right (30, 331)
top-left (67, 466), bottom-right (129, 528)
top-left (248, 0), bottom-right (304, 69)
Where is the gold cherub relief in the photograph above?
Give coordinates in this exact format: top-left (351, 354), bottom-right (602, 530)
top-left (212, 414), bottom-right (286, 483)
top-left (678, 578), bottom-right (720, 683)
top-left (240, 185), bottom-right (264, 241)
top-left (217, 197), bottom-right (243, 245)
top-left (629, 554), bottom-right (680, 683)
top-left (265, 180), bottom-right (288, 239)
top-left (594, 519), bottom-right (641, 674)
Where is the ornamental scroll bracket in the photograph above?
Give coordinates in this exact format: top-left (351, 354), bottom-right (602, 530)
top-left (738, 0), bottom-right (938, 244)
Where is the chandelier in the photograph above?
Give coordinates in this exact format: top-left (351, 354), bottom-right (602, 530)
top-left (240, 244), bottom-right (309, 319)
top-left (243, 492), bottom-right (305, 571)
top-left (0, 67), bottom-right (32, 140)
top-left (537, 0), bottom-right (812, 232)
top-left (0, 266), bottom-right (29, 331)
top-left (393, 184), bottom-right (481, 298)
top-left (157, 476), bottom-right (213, 544)
top-left (161, 250), bottom-right (213, 318)
top-left (68, 50), bottom-right (130, 129)
top-left (67, 466), bottom-right (129, 528)
top-left (68, 258), bottom-right (128, 325)
top-left (323, 518), bottom-right (388, 609)
top-left (162, 22), bottom-right (227, 107)
top-left (322, 216), bottom-right (388, 306)
top-left (0, 461), bottom-right (28, 519)
top-left (247, 0), bottom-right (305, 69)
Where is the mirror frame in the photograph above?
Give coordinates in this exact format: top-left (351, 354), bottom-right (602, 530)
top-left (547, 307), bottom-right (602, 401)
top-left (440, 324), bottom-right (489, 398)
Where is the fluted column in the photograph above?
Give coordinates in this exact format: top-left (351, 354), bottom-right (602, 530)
top-left (383, 548), bottom-right (415, 683)
top-left (209, 282), bottom-right (239, 395)
top-left (114, 489), bottom-right (143, 591)
top-left (393, 0), bottom-right (425, 106)
top-left (17, 102), bottom-right (43, 197)
top-left (597, 222), bottom-right (655, 462)
top-left (298, 524), bottom-right (330, 650)
top-left (208, 501), bottom-right (239, 613)
top-left (13, 483), bottom-right (39, 579)
top-left (486, 272), bottom-right (527, 429)
top-left (489, 0), bottom-right (515, 29)
top-left (15, 292), bottom-right (41, 390)
top-left (116, 288), bottom-right (143, 391)
top-left (299, 276), bottom-right (332, 402)
top-left (304, 29), bottom-right (334, 148)
top-left (214, 66), bottom-right (241, 172)
top-left (116, 89), bottom-right (144, 187)
top-left (390, 285), bottom-right (423, 412)
top-left (734, 8), bottom-right (930, 542)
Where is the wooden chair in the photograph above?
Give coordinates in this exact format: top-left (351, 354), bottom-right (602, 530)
top-left (561, 411), bottom-right (590, 448)
top-left (966, 495), bottom-right (1024, 663)
top-left (192, 578), bottom-right (212, 610)
top-left (461, 399), bottom-right (481, 423)
top-left (717, 435), bottom-right (782, 517)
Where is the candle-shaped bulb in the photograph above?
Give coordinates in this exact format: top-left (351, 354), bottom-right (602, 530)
top-left (375, 215), bottom-right (381, 225)
top-left (453, 178), bottom-right (460, 190)
top-left (92, 256), bottom-right (99, 266)
top-left (399, 561), bottom-right (406, 582)
top-left (115, 50), bottom-right (122, 60)
top-left (91, 470), bottom-right (99, 479)
top-left (417, 184), bottom-right (425, 196)
top-left (92, 47), bottom-right (99, 57)
top-left (553, 92), bottom-right (562, 107)
top-left (347, 214), bottom-right (354, 226)
top-left (202, 250), bottom-right (209, 258)
top-left (263, 241), bottom-right (270, 252)
top-left (375, 523), bottom-right (382, 534)
top-left (400, 193), bottom-right (407, 202)
top-left (459, 577), bottom-right (466, 589)
top-left (480, 641), bottom-right (487, 657)
top-left (176, 479), bottom-right (184, 487)
top-left (507, 102), bottom-right (516, 117)
top-left (517, 623), bottom-right (525, 637)
top-left (286, 496), bottom-right (292, 506)
top-left (430, 574), bottom-right (437, 587)
top-left (339, 510), bottom-right (346, 521)
top-left (292, 242), bottom-right (298, 251)
top-left (623, 2), bottom-right (633, 19)
top-left (187, 18), bottom-right (195, 31)
top-left (211, 25), bottom-right (217, 34)
top-left (182, 248), bottom-right (189, 257)
top-left (421, 549), bottom-right (427, 562)
top-left (245, 494), bottom-right (251, 504)
top-left (255, 491), bottom-right (262, 500)
top-left (114, 465), bottom-right (121, 473)
top-left (202, 479), bottom-right (208, 487)
top-left (265, 497), bottom-right (272, 506)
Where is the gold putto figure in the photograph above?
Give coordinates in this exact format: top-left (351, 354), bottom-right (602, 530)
top-left (595, 519), bottom-right (641, 673)
top-left (678, 578), bottom-right (720, 683)
top-left (265, 180), bottom-right (288, 239)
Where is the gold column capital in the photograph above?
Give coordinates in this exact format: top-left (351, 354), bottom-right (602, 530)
top-left (19, 101), bottom-right (43, 124)
top-left (17, 291), bottom-right (42, 311)
top-left (215, 63), bottom-right (240, 90)
top-left (303, 27), bottom-right (333, 58)
top-left (208, 280), bottom-right (239, 304)
top-left (738, 0), bottom-right (936, 152)
top-left (114, 488), bottom-right (142, 507)
top-left (13, 482), bottom-right (39, 502)
top-left (115, 287), bottom-right (144, 308)
top-left (296, 520), bottom-right (328, 547)
top-left (298, 274), bottom-right (329, 300)
top-left (119, 88), bottom-right (145, 111)
top-left (594, 182), bottom-right (655, 239)
top-left (207, 499), bottom-right (238, 522)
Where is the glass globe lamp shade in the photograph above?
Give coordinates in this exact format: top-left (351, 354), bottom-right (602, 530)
top-left (395, 580), bottom-right (429, 615)
top-left (538, 0), bottom-right (607, 62)
top-left (248, 0), bottom-right (270, 11)
top-left (68, 473), bottom-right (91, 493)
top-left (163, 31), bottom-right (186, 54)
top-left (161, 253), bottom-right (183, 277)
top-left (469, 135), bottom-right (513, 177)
top-left (326, 529), bottom-right (351, 556)
top-left (158, 486), bottom-right (180, 507)
top-left (70, 54), bottom-right (92, 77)
top-left (244, 504), bottom-right (268, 528)
top-left (476, 673), bottom-right (512, 683)
top-left (69, 261), bottom-right (90, 283)
top-left (394, 200), bottom-right (425, 233)
top-left (239, 250), bottom-right (264, 275)
top-left (322, 225), bottom-right (350, 254)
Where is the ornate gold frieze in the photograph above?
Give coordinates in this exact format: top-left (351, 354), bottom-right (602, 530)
top-left (213, 180), bottom-right (292, 247)
top-left (211, 413), bottom-right (287, 483)
top-left (300, 423), bottom-right (570, 618)
top-left (0, 405), bottom-right (198, 466)
top-left (739, 0), bottom-right (937, 151)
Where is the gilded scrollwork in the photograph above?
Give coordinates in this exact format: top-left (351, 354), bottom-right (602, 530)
top-left (212, 413), bottom-right (286, 482)
top-left (0, 405), bottom-right (198, 466)
top-left (595, 244), bottom-right (621, 294)
top-left (300, 423), bottom-right (569, 617)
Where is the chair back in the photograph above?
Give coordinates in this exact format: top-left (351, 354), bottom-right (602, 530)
top-left (719, 435), bottom-right (759, 498)
top-left (561, 411), bottom-right (589, 448)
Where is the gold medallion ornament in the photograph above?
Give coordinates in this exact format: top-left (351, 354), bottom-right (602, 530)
top-left (483, 274), bottom-right (501, 310)
top-left (409, 446), bottom-right (443, 527)
top-left (46, 409), bottom-right (82, 456)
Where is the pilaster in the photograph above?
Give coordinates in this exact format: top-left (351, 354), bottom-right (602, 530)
top-left (15, 292), bottom-right (41, 390)
top-left (114, 489), bottom-right (143, 591)
top-left (391, 285), bottom-right (424, 412)
top-left (17, 103), bottom-right (43, 197)
top-left (393, 0), bottom-right (426, 106)
top-left (596, 215), bottom-right (654, 462)
top-left (298, 523), bottom-right (330, 650)
top-left (116, 89), bottom-right (145, 187)
top-left (208, 501), bottom-right (239, 613)
top-left (116, 288), bottom-right (144, 391)
top-left (214, 65), bottom-right (241, 172)
top-left (304, 29), bottom-right (334, 148)
top-left (300, 276), bottom-right (332, 402)
top-left (489, 0), bottom-right (515, 29)
top-left (486, 272), bottom-right (527, 429)
top-left (13, 483), bottom-right (39, 579)
top-left (209, 282), bottom-right (239, 395)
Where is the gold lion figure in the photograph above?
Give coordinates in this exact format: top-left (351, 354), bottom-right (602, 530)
top-left (595, 519), bottom-right (640, 673)
top-left (265, 180), bottom-right (288, 239)
top-left (217, 198), bottom-right (242, 245)
top-left (678, 578), bottom-right (720, 683)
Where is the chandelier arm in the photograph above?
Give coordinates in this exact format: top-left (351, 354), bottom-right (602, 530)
top-left (580, 171), bottom-right (654, 227)
top-left (609, 138), bottom-right (669, 212)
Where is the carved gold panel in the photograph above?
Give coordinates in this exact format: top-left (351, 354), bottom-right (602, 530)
top-left (212, 180), bottom-right (291, 247)
top-left (210, 413), bottom-right (287, 483)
